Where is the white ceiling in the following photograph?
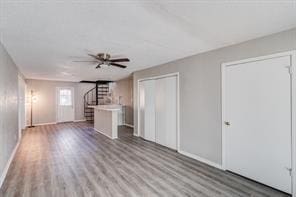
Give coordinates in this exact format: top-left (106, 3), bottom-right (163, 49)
top-left (0, 0), bottom-right (296, 82)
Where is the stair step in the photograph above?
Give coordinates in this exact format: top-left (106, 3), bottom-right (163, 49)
top-left (84, 84), bottom-right (110, 120)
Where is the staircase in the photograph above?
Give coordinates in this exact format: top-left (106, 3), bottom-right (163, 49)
top-left (84, 83), bottom-right (110, 121)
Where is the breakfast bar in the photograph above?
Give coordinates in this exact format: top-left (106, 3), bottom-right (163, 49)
top-left (90, 105), bottom-right (122, 139)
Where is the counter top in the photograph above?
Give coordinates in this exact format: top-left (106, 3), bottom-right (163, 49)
top-left (89, 104), bottom-right (122, 111)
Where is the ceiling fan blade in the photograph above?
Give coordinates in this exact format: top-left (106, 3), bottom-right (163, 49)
top-left (110, 63), bottom-right (127, 68)
top-left (88, 54), bottom-right (103, 60)
top-left (96, 63), bottom-right (103, 69)
top-left (109, 58), bottom-right (130, 62)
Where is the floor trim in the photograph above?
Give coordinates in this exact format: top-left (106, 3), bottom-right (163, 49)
top-left (0, 139), bottom-right (20, 189)
top-left (74, 119), bottom-right (87, 122)
top-left (124, 123), bottom-right (134, 128)
top-left (178, 150), bottom-right (223, 170)
top-left (26, 120), bottom-right (87, 127)
top-left (26, 122), bottom-right (57, 127)
top-left (94, 128), bottom-right (117, 139)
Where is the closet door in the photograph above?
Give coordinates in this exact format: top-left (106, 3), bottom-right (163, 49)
top-left (139, 80), bottom-right (156, 142)
top-left (139, 82), bottom-right (145, 139)
top-left (155, 76), bottom-right (177, 149)
top-left (224, 56), bottom-right (292, 193)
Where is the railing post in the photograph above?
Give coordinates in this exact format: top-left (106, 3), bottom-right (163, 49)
top-left (96, 83), bottom-right (98, 105)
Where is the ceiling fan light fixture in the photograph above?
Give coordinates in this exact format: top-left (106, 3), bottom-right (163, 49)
top-left (76, 52), bottom-right (129, 69)
top-left (100, 63), bottom-right (109, 68)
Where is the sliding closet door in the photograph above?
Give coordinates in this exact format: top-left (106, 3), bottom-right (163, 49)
top-left (155, 76), bottom-right (177, 149)
top-left (139, 80), bottom-right (156, 142)
top-left (139, 82), bottom-right (145, 139)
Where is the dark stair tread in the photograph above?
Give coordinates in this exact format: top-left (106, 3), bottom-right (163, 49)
top-left (84, 83), bottom-right (110, 119)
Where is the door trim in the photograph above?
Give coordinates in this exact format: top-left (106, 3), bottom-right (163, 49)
top-left (56, 87), bottom-right (75, 123)
top-left (137, 72), bottom-right (180, 151)
top-left (221, 50), bottom-right (296, 196)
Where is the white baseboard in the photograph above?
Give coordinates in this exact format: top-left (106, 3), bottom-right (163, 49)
top-left (94, 128), bottom-right (117, 140)
top-left (74, 119), bottom-right (87, 122)
top-left (35, 122), bottom-right (57, 126)
top-left (0, 139), bottom-right (20, 189)
top-left (178, 150), bottom-right (223, 170)
top-left (26, 120), bottom-right (87, 127)
top-left (133, 132), bottom-right (139, 137)
top-left (26, 122), bottom-right (57, 127)
top-left (124, 123), bottom-right (134, 128)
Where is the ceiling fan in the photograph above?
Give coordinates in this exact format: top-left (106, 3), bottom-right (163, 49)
top-left (73, 53), bottom-right (129, 69)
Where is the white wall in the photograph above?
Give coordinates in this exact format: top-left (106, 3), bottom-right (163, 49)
top-left (26, 79), bottom-right (95, 125)
top-left (0, 42), bottom-right (20, 184)
top-left (133, 28), bottom-right (296, 165)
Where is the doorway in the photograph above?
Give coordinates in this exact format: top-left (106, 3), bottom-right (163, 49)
top-left (56, 87), bottom-right (75, 123)
top-left (222, 51), bottom-right (296, 195)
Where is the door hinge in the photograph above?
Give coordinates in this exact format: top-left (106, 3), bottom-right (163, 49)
top-left (224, 121), bottom-right (230, 126)
top-left (287, 66), bottom-right (293, 75)
top-left (285, 167), bottom-right (292, 176)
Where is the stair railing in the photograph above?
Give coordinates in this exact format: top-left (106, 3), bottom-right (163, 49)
top-left (84, 87), bottom-right (96, 121)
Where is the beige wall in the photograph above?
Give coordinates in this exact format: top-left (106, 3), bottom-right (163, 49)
top-left (26, 79), bottom-right (95, 125)
top-left (0, 42), bottom-right (19, 182)
top-left (133, 28), bottom-right (296, 165)
top-left (111, 76), bottom-right (134, 125)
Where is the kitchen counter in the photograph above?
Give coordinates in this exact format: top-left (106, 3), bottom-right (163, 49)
top-left (89, 104), bottom-right (121, 111)
top-left (89, 105), bottom-right (122, 139)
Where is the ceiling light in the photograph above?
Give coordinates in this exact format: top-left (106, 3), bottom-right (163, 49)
top-left (100, 63), bottom-right (109, 68)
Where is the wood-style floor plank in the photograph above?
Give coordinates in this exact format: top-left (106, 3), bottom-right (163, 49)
top-left (0, 122), bottom-right (290, 197)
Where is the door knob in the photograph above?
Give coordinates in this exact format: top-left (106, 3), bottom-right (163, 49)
top-left (224, 121), bottom-right (230, 126)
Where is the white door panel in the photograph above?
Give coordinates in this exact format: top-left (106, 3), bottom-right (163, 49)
top-left (57, 87), bottom-right (74, 123)
top-left (225, 56), bottom-right (292, 193)
top-left (139, 82), bottom-right (145, 139)
top-left (155, 76), bottom-right (177, 149)
top-left (139, 80), bottom-right (156, 142)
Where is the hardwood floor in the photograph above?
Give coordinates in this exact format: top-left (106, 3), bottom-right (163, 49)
top-left (0, 122), bottom-right (290, 197)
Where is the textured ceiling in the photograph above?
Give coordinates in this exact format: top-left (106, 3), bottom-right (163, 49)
top-left (0, 0), bottom-right (296, 81)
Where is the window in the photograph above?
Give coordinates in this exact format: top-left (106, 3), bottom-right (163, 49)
top-left (59, 89), bottom-right (72, 106)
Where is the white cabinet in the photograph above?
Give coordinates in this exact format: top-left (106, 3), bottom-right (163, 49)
top-left (139, 75), bottom-right (177, 150)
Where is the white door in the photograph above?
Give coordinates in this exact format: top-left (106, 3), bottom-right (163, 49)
top-left (139, 83), bottom-right (145, 138)
top-left (18, 75), bottom-right (26, 140)
top-left (224, 56), bottom-right (292, 193)
top-left (57, 87), bottom-right (74, 123)
top-left (155, 76), bottom-right (177, 149)
top-left (139, 80), bottom-right (156, 142)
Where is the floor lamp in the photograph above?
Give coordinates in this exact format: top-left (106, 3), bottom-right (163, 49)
top-left (28, 90), bottom-right (37, 128)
